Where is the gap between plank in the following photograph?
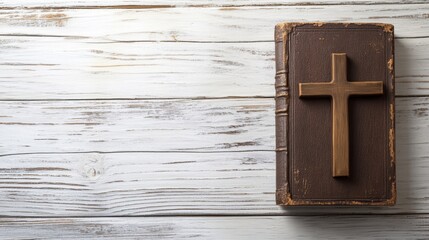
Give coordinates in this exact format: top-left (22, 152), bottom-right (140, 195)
top-left (395, 95), bottom-right (429, 98)
top-left (0, 34), bottom-right (426, 41)
top-left (0, 96), bottom-right (274, 102)
top-left (0, 34), bottom-right (274, 43)
top-left (0, 212), bottom-right (427, 219)
top-left (0, 150), bottom-right (274, 158)
top-left (0, 95), bottom-right (425, 102)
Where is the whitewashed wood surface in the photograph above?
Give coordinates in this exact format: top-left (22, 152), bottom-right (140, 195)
top-left (1, 216), bottom-right (428, 239)
top-left (0, 0), bottom-right (428, 239)
top-left (1, 0), bottom-right (428, 8)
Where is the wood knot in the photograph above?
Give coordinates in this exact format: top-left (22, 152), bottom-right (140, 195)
top-left (82, 154), bottom-right (104, 180)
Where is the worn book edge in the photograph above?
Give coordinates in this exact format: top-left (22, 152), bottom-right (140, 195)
top-left (274, 22), bottom-right (396, 206)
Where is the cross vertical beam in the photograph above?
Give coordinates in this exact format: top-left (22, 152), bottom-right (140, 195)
top-left (331, 54), bottom-right (349, 177)
top-left (299, 53), bottom-right (383, 177)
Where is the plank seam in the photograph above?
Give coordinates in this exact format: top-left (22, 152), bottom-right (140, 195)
top-left (0, 95), bottom-right (425, 102)
top-left (0, 212), bottom-right (428, 218)
top-left (0, 96), bottom-right (275, 102)
top-left (0, 34), bottom-right (427, 41)
top-left (0, 150), bottom-right (274, 158)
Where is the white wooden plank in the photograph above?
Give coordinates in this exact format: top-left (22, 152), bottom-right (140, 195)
top-left (0, 152), bottom-right (276, 216)
top-left (0, 37), bottom-right (427, 99)
top-left (0, 97), bottom-right (427, 216)
top-left (0, 39), bottom-right (274, 99)
top-left (0, 5), bottom-right (428, 41)
top-left (0, 216), bottom-right (428, 239)
top-left (1, 0), bottom-right (427, 8)
top-left (0, 99), bottom-right (275, 154)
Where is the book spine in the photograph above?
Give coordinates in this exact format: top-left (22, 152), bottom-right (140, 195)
top-left (274, 24), bottom-right (290, 204)
top-left (387, 25), bottom-right (396, 205)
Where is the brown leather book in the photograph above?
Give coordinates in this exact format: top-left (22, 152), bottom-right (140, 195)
top-left (275, 23), bottom-right (396, 206)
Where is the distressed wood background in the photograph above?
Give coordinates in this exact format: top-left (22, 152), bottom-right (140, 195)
top-left (0, 0), bottom-right (428, 239)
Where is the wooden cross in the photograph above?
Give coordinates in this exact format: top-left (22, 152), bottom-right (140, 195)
top-left (299, 53), bottom-right (383, 177)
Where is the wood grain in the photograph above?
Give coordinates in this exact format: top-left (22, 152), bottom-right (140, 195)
top-left (0, 152), bottom-right (275, 216)
top-left (0, 99), bottom-right (274, 155)
top-left (0, 5), bottom-right (428, 100)
top-left (1, 0), bottom-right (428, 8)
top-left (0, 216), bottom-right (428, 239)
top-left (1, 5), bottom-right (428, 41)
top-left (0, 1), bottom-right (428, 237)
top-left (0, 37), bottom-right (427, 99)
top-left (0, 97), bottom-right (427, 216)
